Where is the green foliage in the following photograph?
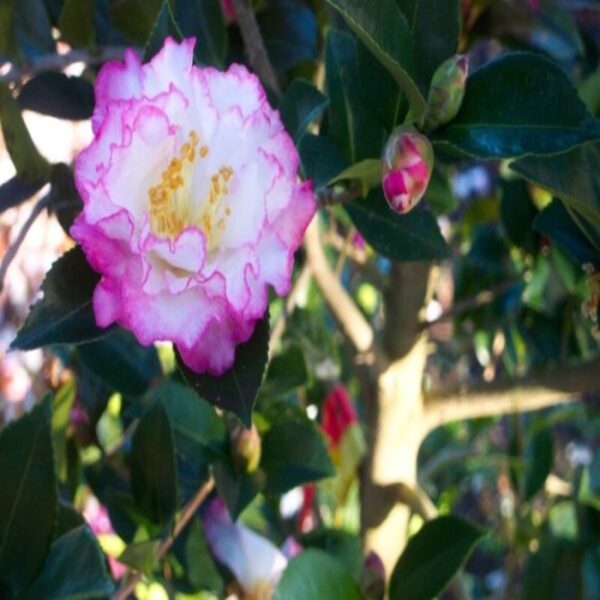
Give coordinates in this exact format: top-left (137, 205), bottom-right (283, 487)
top-left (279, 79), bottom-right (328, 142)
top-left (273, 549), bottom-right (361, 599)
top-left (178, 314), bottom-right (270, 427)
top-left (0, 396), bottom-right (56, 595)
top-left (10, 246), bottom-right (111, 351)
top-left (389, 516), bottom-right (484, 600)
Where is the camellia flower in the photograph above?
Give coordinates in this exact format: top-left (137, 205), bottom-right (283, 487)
top-left (203, 497), bottom-right (288, 598)
top-left (382, 128), bottom-right (433, 215)
top-left (71, 38), bottom-right (315, 375)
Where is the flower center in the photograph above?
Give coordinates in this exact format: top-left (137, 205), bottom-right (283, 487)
top-left (148, 129), bottom-right (234, 249)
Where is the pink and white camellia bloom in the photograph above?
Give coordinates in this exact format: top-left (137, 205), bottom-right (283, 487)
top-left (382, 128), bottom-right (434, 215)
top-left (71, 38), bottom-right (315, 375)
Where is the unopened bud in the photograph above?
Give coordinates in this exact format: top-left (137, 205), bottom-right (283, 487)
top-left (321, 385), bottom-right (358, 447)
top-left (425, 55), bottom-right (469, 130)
top-left (382, 127), bottom-right (434, 214)
top-left (231, 423), bottom-right (261, 473)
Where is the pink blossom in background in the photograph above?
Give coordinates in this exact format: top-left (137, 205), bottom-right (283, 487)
top-left (83, 495), bottom-right (126, 579)
top-left (321, 384), bottom-right (358, 446)
top-left (352, 231), bottom-right (366, 251)
top-left (203, 497), bottom-right (288, 597)
top-left (382, 129), bottom-right (433, 215)
top-left (72, 38), bottom-right (315, 375)
top-left (220, 0), bottom-right (236, 22)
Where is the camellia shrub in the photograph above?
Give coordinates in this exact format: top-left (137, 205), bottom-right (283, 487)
top-left (0, 0), bottom-right (599, 598)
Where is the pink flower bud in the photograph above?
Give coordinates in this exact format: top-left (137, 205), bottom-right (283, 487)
top-left (361, 551), bottom-right (386, 600)
top-left (321, 385), bottom-right (358, 446)
top-left (231, 423), bottom-right (262, 473)
top-left (382, 129), bottom-right (434, 214)
top-left (425, 54), bottom-right (469, 130)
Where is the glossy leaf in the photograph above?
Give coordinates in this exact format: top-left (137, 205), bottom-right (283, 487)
top-left (410, 0), bottom-right (461, 93)
top-left (10, 246), bottom-right (111, 351)
top-left (18, 72), bottom-right (94, 120)
top-left (262, 414), bottom-right (334, 494)
top-left (58, 0), bottom-right (94, 47)
top-left (534, 200), bottom-right (600, 267)
top-left (279, 79), bottom-right (328, 142)
top-left (0, 83), bottom-right (50, 182)
top-left (213, 459), bottom-right (261, 520)
top-left (130, 402), bottom-right (178, 526)
top-left (78, 328), bottom-right (162, 396)
top-left (53, 502), bottom-right (85, 540)
top-left (183, 518), bottom-right (224, 594)
top-left (24, 526), bottom-right (114, 599)
top-left (110, 0), bottom-right (163, 45)
top-left (299, 134), bottom-right (346, 190)
top-left (329, 159), bottom-right (382, 196)
top-left (259, 0), bottom-right (318, 73)
top-left (51, 381), bottom-right (76, 482)
top-left (118, 540), bottom-right (160, 575)
top-left (500, 179), bottom-right (539, 253)
top-left (263, 345), bottom-right (309, 396)
top-left (345, 190), bottom-right (450, 261)
top-left (434, 53), bottom-right (600, 159)
top-left (177, 314), bottom-right (270, 427)
top-left (172, 0), bottom-right (227, 67)
top-left (0, 174), bottom-right (46, 213)
top-left (152, 381), bottom-right (224, 502)
top-left (524, 428), bottom-right (554, 501)
top-left (325, 29), bottom-right (384, 164)
top-left (48, 163), bottom-right (83, 234)
top-left (389, 515), bottom-right (484, 600)
top-left (512, 140), bottom-right (600, 231)
top-left (325, 0), bottom-right (425, 118)
top-left (273, 549), bottom-right (361, 600)
top-left (0, 396), bottom-right (57, 595)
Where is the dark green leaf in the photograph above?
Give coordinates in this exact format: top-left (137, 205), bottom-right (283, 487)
top-left (299, 134), bottom-right (346, 190)
top-left (273, 549), bottom-right (361, 600)
top-left (118, 540), bottom-right (160, 575)
top-left (52, 381), bottom-right (76, 482)
top-left (151, 381), bottom-right (225, 502)
top-left (183, 518), bottom-right (224, 594)
top-left (262, 414), bottom-right (334, 494)
top-left (24, 526), bottom-right (114, 600)
top-left (143, 0), bottom-right (184, 62)
top-left (500, 179), bottom-right (539, 253)
top-left (0, 396), bottom-right (57, 595)
top-left (534, 200), bottom-right (600, 268)
top-left (172, 0), bottom-right (227, 67)
top-left (512, 140), bottom-right (600, 232)
top-left (259, 0), bottom-right (317, 73)
top-left (389, 515), bottom-right (484, 600)
top-left (329, 159), bottom-right (382, 196)
top-left (523, 428), bottom-right (554, 502)
top-left (345, 191), bottom-right (450, 261)
top-left (18, 73), bottom-right (94, 120)
top-left (10, 246), bottom-right (112, 351)
top-left (130, 402), bottom-right (178, 526)
top-left (0, 174), bottom-right (46, 213)
top-left (410, 0), bottom-right (461, 93)
top-left (110, 0), bottom-right (163, 45)
top-left (0, 83), bottom-right (50, 182)
top-left (54, 502), bottom-right (84, 540)
top-left (434, 53), bottom-right (600, 159)
top-left (263, 345), bottom-right (309, 396)
top-left (325, 0), bottom-right (425, 118)
top-left (48, 163), bottom-right (83, 234)
top-left (78, 328), bottom-right (162, 396)
top-left (325, 29), bottom-right (384, 164)
top-left (177, 314), bottom-right (270, 427)
top-left (58, 0), bottom-right (94, 47)
top-left (279, 79), bottom-right (328, 142)
top-left (299, 529), bottom-right (363, 576)
top-left (213, 458), bottom-right (261, 520)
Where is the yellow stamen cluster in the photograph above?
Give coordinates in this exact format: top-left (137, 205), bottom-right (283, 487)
top-left (148, 130), bottom-right (202, 238)
top-left (148, 129), bottom-right (235, 247)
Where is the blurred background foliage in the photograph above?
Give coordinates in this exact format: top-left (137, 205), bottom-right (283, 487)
top-left (0, 0), bottom-right (600, 599)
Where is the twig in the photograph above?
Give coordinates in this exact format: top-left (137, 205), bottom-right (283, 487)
top-left (114, 477), bottom-right (215, 600)
top-left (304, 217), bottom-right (375, 355)
top-left (421, 278), bottom-right (519, 329)
top-left (424, 356), bottom-right (600, 430)
top-left (269, 264), bottom-right (312, 358)
top-left (0, 47), bottom-right (130, 83)
top-left (0, 193), bottom-right (50, 291)
top-left (230, 0), bottom-right (281, 95)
